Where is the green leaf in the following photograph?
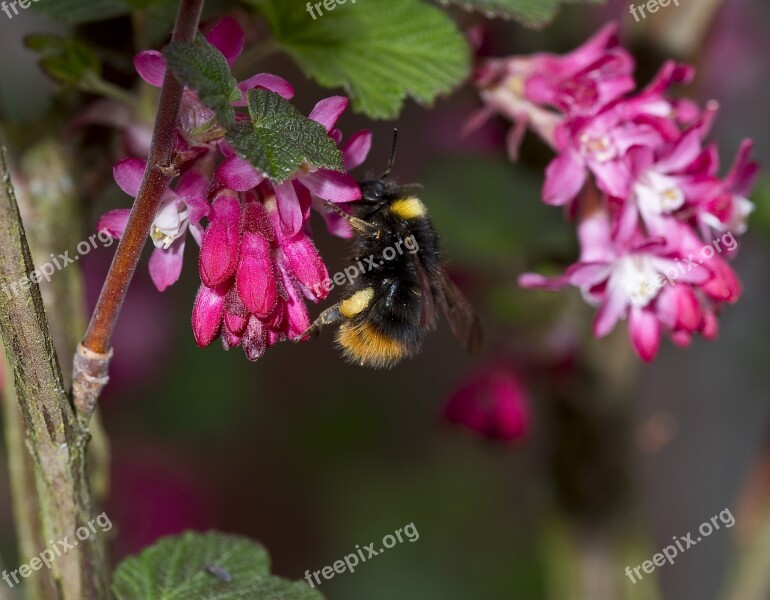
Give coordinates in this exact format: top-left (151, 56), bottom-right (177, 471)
top-left (226, 89), bottom-right (343, 183)
top-left (112, 530), bottom-right (325, 600)
top-left (435, 0), bottom-right (606, 27)
top-left (248, 0), bottom-right (470, 119)
top-left (749, 179), bottom-right (770, 238)
top-left (25, 34), bottom-right (101, 86)
top-left (164, 34), bottom-right (241, 128)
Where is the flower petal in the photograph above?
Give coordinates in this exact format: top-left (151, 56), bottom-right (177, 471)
top-left (175, 170), bottom-right (209, 199)
top-left (236, 73), bottom-right (294, 105)
top-left (593, 278), bottom-right (628, 338)
top-left (134, 50), bottom-right (166, 87)
top-left (517, 272), bottom-right (570, 291)
top-left (216, 155), bottom-right (265, 191)
top-left (148, 239), bottom-right (185, 292)
top-left (113, 157), bottom-right (147, 197)
top-left (204, 17), bottom-right (244, 66)
top-left (300, 170), bottom-right (361, 203)
top-left (185, 195), bottom-right (210, 227)
top-left (342, 130), bottom-right (372, 170)
top-left (702, 259), bottom-right (741, 303)
top-left (97, 209), bottom-right (131, 239)
top-left (278, 267), bottom-right (310, 338)
top-left (192, 283), bottom-right (227, 347)
top-left (543, 151), bottom-right (586, 206)
top-left (199, 194), bottom-right (241, 287)
top-left (313, 197), bottom-right (353, 239)
top-left (657, 128), bottom-right (702, 173)
top-left (628, 306), bottom-right (661, 362)
top-left (274, 180), bottom-right (304, 236)
top-left (237, 232), bottom-right (279, 317)
top-left (280, 232), bottom-right (329, 301)
top-left (309, 96), bottom-right (349, 132)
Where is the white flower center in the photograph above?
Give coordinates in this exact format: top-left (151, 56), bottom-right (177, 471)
top-left (725, 195), bottom-right (754, 235)
top-left (150, 200), bottom-right (189, 249)
top-left (634, 169), bottom-right (684, 215)
top-left (615, 254), bottom-right (661, 308)
top-left (579, 132), bottom-right (616, 163)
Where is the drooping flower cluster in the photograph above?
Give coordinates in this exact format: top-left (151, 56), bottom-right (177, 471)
top-left (444, 365), bottom-right (530, 442)
top-left (98, 17), bottom-right (371, 360)
top-left (473, 23), bottom-right (758, 361)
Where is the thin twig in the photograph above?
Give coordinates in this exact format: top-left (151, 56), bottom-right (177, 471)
top-left (74, 0), bottom-right (206, 423)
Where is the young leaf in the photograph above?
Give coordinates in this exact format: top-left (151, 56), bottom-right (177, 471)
top-left (225, 89), bottom-right (343, 183)
top-left (164, 34), bottom-right (241, 127)
top-left (112, 530), bottom-right (325, 600)
top-left (247, 0), bottom-right (470, 120)
top-left (25, 34), bottom-right (101, 87)
top-left (435, 0), bottom-right (606, 27)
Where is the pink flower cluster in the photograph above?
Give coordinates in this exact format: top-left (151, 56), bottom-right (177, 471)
top-left (98, 17), bottom-right (371, 360)
top-left (474, 23), bottom-right (758, 361)
top-left (444, 365), bottom-right (530, 442)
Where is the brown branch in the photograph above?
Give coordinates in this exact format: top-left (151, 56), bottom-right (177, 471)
top-left (0, 136), bottom-right (106, 598)
top-left (74, 0), bottom-right (206, 423)
top-left (2, 349), bottom-right (58, 600)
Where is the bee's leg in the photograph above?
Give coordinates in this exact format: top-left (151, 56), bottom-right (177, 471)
top-left (295, 304), bottom-right (344, 341)
top-left (321, 200), bottom-right (381, 239)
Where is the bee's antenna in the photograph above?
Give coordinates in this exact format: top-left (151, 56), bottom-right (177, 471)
top-left (381, 128), bottom-right (398, 179)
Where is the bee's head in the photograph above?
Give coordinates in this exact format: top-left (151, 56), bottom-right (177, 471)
top-left (358, 129), bottom-right (399, 203)
top-left (359, 178), bottom-right (388, 202)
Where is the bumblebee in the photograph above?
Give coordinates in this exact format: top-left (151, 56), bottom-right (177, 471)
top-left (302, 132), bottom-right (481, 368)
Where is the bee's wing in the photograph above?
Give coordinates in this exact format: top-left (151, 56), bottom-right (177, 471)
top-left (437, 272), bottom-right (482, 353)
top-left (413, 256), bottom-right (436, 329)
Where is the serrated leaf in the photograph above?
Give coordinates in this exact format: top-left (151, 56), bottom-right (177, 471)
top-left (435, 0), bottom-right (605, 27)
top-left (225, 89), bottom-right (343, 183)
top-left (247, 0), bottom-right (469, 120)
top-left (112, 530), bottom-right (325, 600)
top-left (164, 34), bottom-right (241, 128)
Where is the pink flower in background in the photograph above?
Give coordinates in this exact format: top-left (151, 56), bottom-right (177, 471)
top-left (692, 139), bottom-right (758, 237)
top-left (478, 22), bottom-right (759, 360)
top-left (471, 23), bottom-right (633, 159)
top-left (98, 158), bottom-right (209, 291)
top-left (444, 367), bottom-right (530, 442)
top-left (519, 22), bottom-right (635, 116)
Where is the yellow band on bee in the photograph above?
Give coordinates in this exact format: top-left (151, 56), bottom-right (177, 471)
top-left (389, 197), bottom-right (426, 220)
top-left (336, 322), bottom-right (406, 368)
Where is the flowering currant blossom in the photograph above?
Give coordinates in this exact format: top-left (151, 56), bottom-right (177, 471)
top-left (99, 158), bottom-right (209, 291)
top-left (97, 16), bottom-right (371, 360)
top-left (475, 23), bottom-right (759, 361)
top-left (191, 187), bottom-right (330, 361)
top-left (215, 95), bottom-right (366, 236)
top-left (444, 366), bottom-right (530, 442)
top-left (471, 23), bottom-right (634, 160)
